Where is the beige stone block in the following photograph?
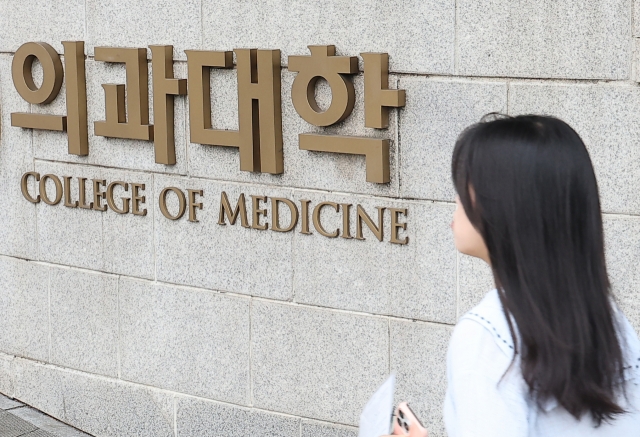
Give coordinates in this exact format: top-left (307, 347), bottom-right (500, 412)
top-left (251, 301), bottom-right (389, 425)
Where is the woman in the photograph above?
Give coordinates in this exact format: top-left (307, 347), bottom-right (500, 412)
top-left (444, 115), bottom-right (640, 436)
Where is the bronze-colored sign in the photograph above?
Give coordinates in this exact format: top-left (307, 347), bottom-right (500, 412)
top-left (11, 42), bottom-right (404, 184)
top-left (21, 171), bottom-right (409, 244)
top-left (11, 41), bottom-right (88, 155)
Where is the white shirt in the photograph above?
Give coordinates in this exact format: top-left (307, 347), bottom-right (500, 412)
top-left (443, 289), bottom-right (640, 437)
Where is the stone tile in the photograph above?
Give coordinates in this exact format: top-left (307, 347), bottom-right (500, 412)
top-left (14, 358), bottom-right (174, 437)
top-left (0, 257), bottom-right (49, 362)
top-left (509, 82), bottom-right (640, 215)
top-left (187, 71), bottom-right (400, 198)
top-left (0, 55), bottom-right (38, 259)
top-left (10, 406), bottom-right (91, 437)
top-left (202, 0), bottom-right (454, 74)
top-left (0, 393), bottom-right (22, 410)
top-left (390, 320), bottom-right (452, 437)
top-left (0, 0), bottom-right (85, 54)
top-left (292, 191), bottom-right (457, 323)
top-left (154, 176), bottom-right (294, 300)
top-left (176, 398), bottom-right (300, 437)
top-left (33, 162), bottom-right (104, 270)
top-left (33, 161), bottom-right (155, 277)
top-left (251, 301), bottom-right (389, 425)
top-left (99, 168), bottom-right (154, 279)
top-left (0, 353), bottom-right (15, 398)
top-left (62, 380), bottom-right (174, 437)
top-left (301, 419), bottom-right (358, 437)
top-left (176, 397), bottom-right (299, 437)
top-left (49, 267), bottom-right (118, 377)
top-left (604, 215), bottom-right (640, 333)
top-left (87, 0), bottom-right (200, 60)
top-left (399, 77), bottom-right (507, 201)
top-left (13, 359), bottom-right (66, 420)
top-left (0, 410), bottom-right (36, 437)
top-left (457, 254), bottom-right (494, 318)
top-left (34, 60), bottom-right (188, 175)
top-left (119, 277), bottom-right (251, 404)
top-left (457, 0), bottom-right (630, 79)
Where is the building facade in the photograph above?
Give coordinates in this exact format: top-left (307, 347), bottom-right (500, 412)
top-left (0, 1), bottom-right (638, 436)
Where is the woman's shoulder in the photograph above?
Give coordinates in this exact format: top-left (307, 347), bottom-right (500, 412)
top-left (447, 290), bottom-right (518, 386)
top-left (453, 289), bottom-right (516, 359)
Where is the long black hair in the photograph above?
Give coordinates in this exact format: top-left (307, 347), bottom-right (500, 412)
top-left (452, 114), bottom-right (626, 424)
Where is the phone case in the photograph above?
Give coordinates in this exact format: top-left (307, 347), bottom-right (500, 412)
top-left (392, 402), bottom-right (428, 437)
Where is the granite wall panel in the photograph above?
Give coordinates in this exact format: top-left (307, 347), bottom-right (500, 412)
top-left (176, 398), bottom-right (300, 437)
top-left (292, 190), bottom-right (456, 323)
top-left (0, 55), bottom-right (38, 259)
top-left (49, 267), bottom-right (119, 377)
top-left (0, 257), bottom-right (49, 362)
top-left (457, 0), bottom-right (630, 79)
top-left (119, 277), bottom-right (251, 404)
top-left (13, 358), bottom-right (174, 437)
top-left (202, 0), bottom-right (455, 74)
top-left (398, 78), bottom-right (507, 202)
top-left (251, 300), bottom-right (388, 425)
top-left (0, 0), bottom-right (85, 54)
top-left (154, 175), bottom-right (294, 300)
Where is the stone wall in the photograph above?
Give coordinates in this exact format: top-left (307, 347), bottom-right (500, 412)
top-left (0, 1), bottom-right (638, 436)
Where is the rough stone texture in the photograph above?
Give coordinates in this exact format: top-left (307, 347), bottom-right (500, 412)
top-left (176, 397), bottom-right (300, 437)
top-left (509, 82), bottom-right (640, 215)
top-left (9, 406), bottom-right (92, 437)
top-left (301, 419), bottom-right (358, 437)
top-left (457, 254), bottom-right (494, 318)
top-left (0, 0), bottom-right (85, 54)
top-left (86, 0), bottom-right (201, 61)
top-left (0, 257), bottom-right (49, 362)
top-left (0, 55), bottom-right (38, 260)
top-left (0, 354), bottom-right (15, 398)
top-left (604, 215), bottom-right (640, 332)
top-left (399, 78), bottom-right (507, 201)
top-left (154, 176), bottom-right (294, 300)
top-left (33, 60), bottom-right (188, 176)
top-left (457, 0), bottom-right (630, 79)
top-left (33, 161), bottom-right (155, 278)
top-left (251, 300), bottom-right (389, 425)
top-left (119, 277), bottom-right (251, 404)
top-left (13, 360), bottom-right (66, 420)
top-left (49, 267), bottom-right (119, 377)
top-left (391, 320), bottom-right (452, 437)
top-left (202, 0), bottom-right (454, 74)
top-left (13, 358), bottom-right (173, 437)
top-left (187, 71), bottom-right (401, 198)
top-left (292, 190), bottom-right (457, 323)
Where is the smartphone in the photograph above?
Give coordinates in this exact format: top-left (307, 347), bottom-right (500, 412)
top-left (392, 402), bottom-right (428, 437)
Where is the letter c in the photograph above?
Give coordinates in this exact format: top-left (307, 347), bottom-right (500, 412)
top-left (20, 172), bottom-right (41, 203)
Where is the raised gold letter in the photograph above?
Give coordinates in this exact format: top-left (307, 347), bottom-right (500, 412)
top-left (150, 45), bottom-right (187, 164)
top-left (271, 197), bottom-right (299, 232)
top-left (94, 47), bottom-right (153, 141)
top-left (21, 172), bottom-right (41, 203)
top-left (218, 192), bottom-right (249, 227)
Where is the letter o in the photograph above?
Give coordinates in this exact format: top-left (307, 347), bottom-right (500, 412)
top-left (159, 187), bottom-right (186, 220)
top-left (12, 42), bottom-right (64, 105)
top-left (39, 174), bottom-right (63, 205)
